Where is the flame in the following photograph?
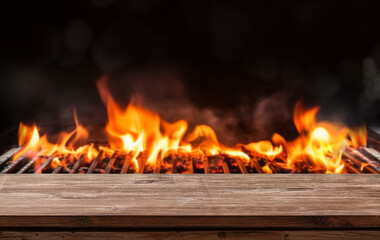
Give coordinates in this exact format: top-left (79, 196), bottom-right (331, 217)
top-left (14, 110), bottom-right (104, 166)
top-left (245, 141), bottom-right (282, 161)
top-left (13, 123), bottom-right (40, 160)
top-left (51, 157), bottom-right (61, 169)
top-left (262, 165), bottom-right (273, 174)
top-left (283, 102), bottom-right (366, 173)
top-left (96, 77), bottom-right (190, 168)
top-left (13, 76), bottom-right (368, 173)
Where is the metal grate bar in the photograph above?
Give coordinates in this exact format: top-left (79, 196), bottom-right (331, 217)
top-left (120, 154), bottom-right (131, 174)
top-left (87, 151), bottom-right (104, 174)
top-left (1, 155), bottom-right (27, 173)
top-left (105, 153), bottom-right (117, 174)
top-left (35, 154), bottom-right (57, 174)
top-left (236, 158), bottom-right (248, 174)
top-left (69, 155), bottom-right (87, 174)
top-left (202, 155), bottom-right (210, 174)
top-left (153, 153), bottom-right (162, 174)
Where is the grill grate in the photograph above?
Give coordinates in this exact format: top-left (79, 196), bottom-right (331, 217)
top-left (1, 128), bottom-right (380, 174)
top-left (1, 146), bottom-right (380, 174)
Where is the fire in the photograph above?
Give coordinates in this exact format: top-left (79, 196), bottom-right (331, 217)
top-left (13, 123), bottom-right (40, 160)
top-left (13, 76), bottom-right (368, 173)
top-left (284, 103), bottom-right (348, 173)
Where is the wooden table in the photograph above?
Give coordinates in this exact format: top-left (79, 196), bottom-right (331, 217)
top-left (0, 174), bottom-right (379, 239)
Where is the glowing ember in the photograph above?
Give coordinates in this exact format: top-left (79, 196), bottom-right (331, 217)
top-left (13, 76), bottom-right (369, 174)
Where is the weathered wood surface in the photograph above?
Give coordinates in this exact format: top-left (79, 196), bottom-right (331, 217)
top-left (0, 175), bottom-right (379, 228)
top-left (1, 231), bottom-right (380, 240)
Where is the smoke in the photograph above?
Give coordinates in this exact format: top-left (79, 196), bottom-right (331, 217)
top-left (97, 64), bottom-right (299, 146)
top-left (251, 93), bottom-right (293, 140)
top-left (103, 64), bottom-right (245, 145)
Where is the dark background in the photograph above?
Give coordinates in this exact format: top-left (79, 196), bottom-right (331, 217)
top-left (0, 0), bottom-right (380, 144)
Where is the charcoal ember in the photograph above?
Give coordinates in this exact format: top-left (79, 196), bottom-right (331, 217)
top-left (268, 164), bottom-right (278, 173)
top-left (160, 155), bottom-right (172, 173)
top-left (143, 165), bottom-right (154, 173)
top-left (208, 155), bottom-right (223, 173)
top-left (66, 163), bottom-right (75, 171)
top-left (258, 158), bottom-right (266, 167)
top-left (112, 155), bottom-right (124, 169)
top-left (270, 159), bottom-right (291, 173)
top-left (224, 157), bottom-right (240, 173)
top-left (192, 157), bottom-right (205, 173)
top-left (128, 163), bottom-right (138, 173)
top-left (61, 167), bottom-right (71, 173)
top-left (176, 165), bottom-right (186, 173)
top-left (111, 167), bottom-right (121, 173)
top-left (93, 168), bottom-right (105, 173)
top-left (175, 154), bottom-right (192, 173)
top-left (246, 165), bottom-right (256, 173)
top-left (98, 157), bottom-right (111, 169)
top-left (78, 167), bottom-right (88, 173)
top-left (64, 154), bottom-right (75, 164)
top-left (126, 168), bottom-right (135, 173)
top-left (289, 154), bottom-right (326, 173)
top-left (278, 167), bottom-right (292, 173)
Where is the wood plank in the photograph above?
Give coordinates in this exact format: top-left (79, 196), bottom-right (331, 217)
top-left (0, 230), bottom-right (380, 240)
top-left (0, 175), bottom-right (379, 228)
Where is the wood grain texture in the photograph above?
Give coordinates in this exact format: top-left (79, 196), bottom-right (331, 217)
top-left (0, 175), bottom-right (379, 228)
top-left (1, 231), bottom-right (380, 240)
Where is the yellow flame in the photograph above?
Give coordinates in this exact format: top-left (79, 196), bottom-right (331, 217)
top-left (14, 76), bottom-right (368, 174)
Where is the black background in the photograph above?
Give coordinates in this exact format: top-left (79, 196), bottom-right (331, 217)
top-left (0, 0), bottom-right (380, 144)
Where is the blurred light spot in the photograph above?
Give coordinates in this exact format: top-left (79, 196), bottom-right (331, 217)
top-left (361, 56), bottom-right (380, 103)
top-left (337, 59), bottom-right (362, 86)
top-left (363, 57), bottom-right (377, 78)
top-left (281, 62), bottom-right (302, 87)
top-left (57, 50), bottom-right (86, 67)
top-left (306, 68), bottom-right (340, 97)
top-left (92, 33), bottom-right (129, 72)
top-left (64, 21), bottom-right (92, 52)
top-left (254, 57), bottom-right (278, 81)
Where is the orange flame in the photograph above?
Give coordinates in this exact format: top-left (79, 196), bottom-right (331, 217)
top-left (14, 76), bottom-right (368, 173)
top-left (283, 102), bottom-right (366, 173)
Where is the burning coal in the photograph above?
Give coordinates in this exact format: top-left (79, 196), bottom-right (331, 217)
top-left (13, 76), bottom-right (369, 174)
